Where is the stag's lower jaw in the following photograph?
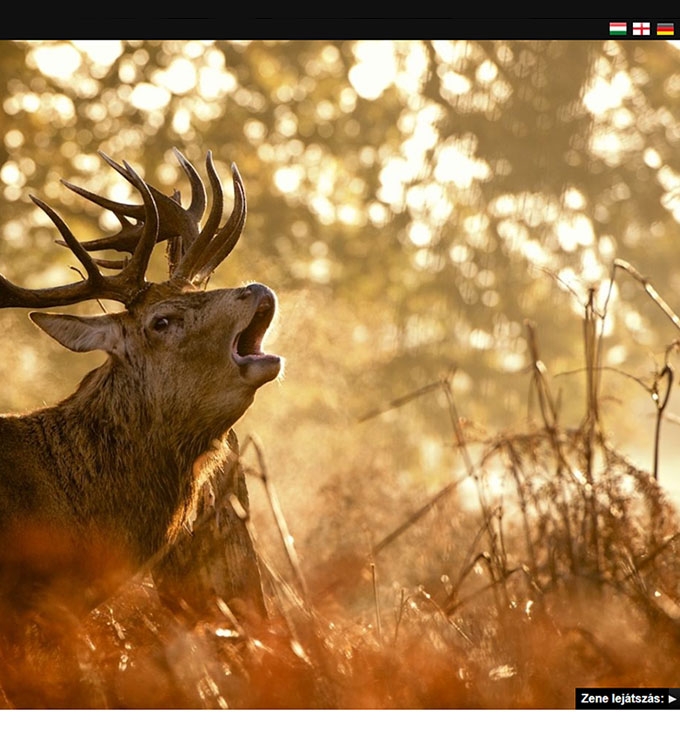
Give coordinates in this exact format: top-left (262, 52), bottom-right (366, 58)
top-left (233, 345), bottom-right (281, 384)
top-left (233, 348), bottom-right (281, 386)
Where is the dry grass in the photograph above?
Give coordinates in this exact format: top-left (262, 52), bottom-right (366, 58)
top-left (2, 261), bottom-right (680, 709)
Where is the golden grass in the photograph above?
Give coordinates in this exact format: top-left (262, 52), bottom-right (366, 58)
top-left (2, 260), bottom-right (680, 708)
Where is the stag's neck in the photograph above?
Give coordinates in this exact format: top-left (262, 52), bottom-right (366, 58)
top-left (63, 360), bottom-right (220, 461)
top-left (26, 362), bottom-right (224, 559)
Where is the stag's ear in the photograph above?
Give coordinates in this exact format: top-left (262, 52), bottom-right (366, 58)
top-left (30, 312), bottom-right (124, 355)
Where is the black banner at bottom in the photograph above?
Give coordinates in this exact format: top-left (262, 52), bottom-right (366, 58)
top-left (575, 688), bottom-right (680, 709)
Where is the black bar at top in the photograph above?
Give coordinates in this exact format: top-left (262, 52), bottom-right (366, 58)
top-left (8, 18), bottom-right (680, 41)
top-left (242, 18), bottom-right (680, 41)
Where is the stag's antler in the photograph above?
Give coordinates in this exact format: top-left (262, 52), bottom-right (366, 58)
top-left (0, 151), bottom-right (246, 309)
top-left (61, 149), bottom-right (207, 261)
top-left (70, 149), bottom-right (246, 286)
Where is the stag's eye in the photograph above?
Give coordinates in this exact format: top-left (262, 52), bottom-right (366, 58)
top-left (152, 316), bottom-right (171, 332)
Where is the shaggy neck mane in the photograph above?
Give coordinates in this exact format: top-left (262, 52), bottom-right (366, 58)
top-left (32, 359), bottom-right (223, 560)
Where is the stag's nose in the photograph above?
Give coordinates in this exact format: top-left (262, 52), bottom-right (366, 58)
top-left (237, 283), bottom-right (273, 300)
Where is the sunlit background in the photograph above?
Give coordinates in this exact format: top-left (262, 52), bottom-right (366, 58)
top-left (2, 38), bottom-right (680, 563)
top-left (5, 37), bottom-right (680, 710)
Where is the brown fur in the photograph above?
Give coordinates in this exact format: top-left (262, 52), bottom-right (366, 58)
top-left (0, 281), bottom-right (280, 625)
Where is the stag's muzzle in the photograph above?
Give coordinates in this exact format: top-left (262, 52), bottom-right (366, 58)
top-left (232, 283), bottom-right (281, 386)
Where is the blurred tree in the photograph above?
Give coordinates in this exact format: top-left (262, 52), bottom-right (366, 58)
top-left (2, 39), bottom-right (680, 470)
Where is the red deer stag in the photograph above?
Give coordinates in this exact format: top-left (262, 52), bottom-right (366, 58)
top-left (0, 151), bottom-right (281, 638)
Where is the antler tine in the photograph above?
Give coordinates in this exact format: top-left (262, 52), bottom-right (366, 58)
top-left (171, 157), bottom-right (247, 286)
top-left (0, 195), bottom-right (109, 309)
top-left (100, 149), bottom-right (206, 225)
top-left (101, 150), bottom-right (205, 254)
top-left (30, 196), bottom-right (105, 284)
top-left (190, 163), bottom-right (246, 285)
top-left (61, 180), bottom-right (141, 222)
top-left (57, 182), bottom-right (143, 255)
top-left (116, 161), bottom-right (159, 292)
top-left (0, 197), bottom-right (104, 308)
top-left (63, 151), bottom-right (207, 255)
top-left (165, 189), bottom-right (183, 276)
top-left (0, 161), bottom-right (160, 310)
top-left (171, 148), bottom-right (207, 224)
top-left (170, 151), bottom-right (223, 283)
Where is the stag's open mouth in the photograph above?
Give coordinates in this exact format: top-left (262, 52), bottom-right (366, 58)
top-left (232, 289), bottom-right (281, 383)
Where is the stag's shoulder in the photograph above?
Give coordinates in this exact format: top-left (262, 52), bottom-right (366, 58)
top-left (0, 412), bottom-right (66, 519)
